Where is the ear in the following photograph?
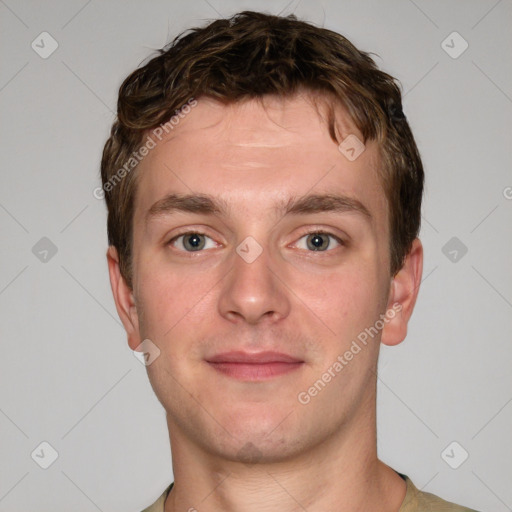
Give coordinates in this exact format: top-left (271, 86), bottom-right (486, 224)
top-left (381, 238), bottom-right (423, 347)
top-left (107, 246), bottom-right (142, 351)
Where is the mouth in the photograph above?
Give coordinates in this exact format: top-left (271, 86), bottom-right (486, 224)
top-left (206, 351), bottom-right (304, 381)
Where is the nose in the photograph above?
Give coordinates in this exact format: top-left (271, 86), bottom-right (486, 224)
top-left (217, 241), bottom-right (291, 325)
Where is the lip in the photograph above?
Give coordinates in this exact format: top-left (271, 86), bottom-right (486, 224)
top-left (206, 351), bottom-right (304, 381)
top-left (207, 351), bottom-right (303, 364)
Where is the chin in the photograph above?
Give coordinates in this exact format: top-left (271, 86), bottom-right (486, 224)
top-left (221, 411), bottom-right (305, 455)
top-left (223, 402), bottom-right (295, 435)
top-left (219, 434), bottom-right (304, 465)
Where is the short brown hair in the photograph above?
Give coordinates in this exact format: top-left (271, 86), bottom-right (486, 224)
top-left (101, 10), bottom-right (424, 289)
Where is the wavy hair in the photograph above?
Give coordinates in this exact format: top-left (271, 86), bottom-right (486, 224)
top-left (101, 10), bottom-right (424, 288)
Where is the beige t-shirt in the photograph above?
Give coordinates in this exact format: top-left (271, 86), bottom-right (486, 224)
top-left (141, 473), bottom-right (478, 511)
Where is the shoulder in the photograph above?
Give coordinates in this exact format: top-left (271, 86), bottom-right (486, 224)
top-left (400, 474), bottom-right (479, 512)
top-left (140, 483), bottom-right (173, 512)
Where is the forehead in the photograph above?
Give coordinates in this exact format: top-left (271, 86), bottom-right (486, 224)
top-left (133, 93), bottom-right (388, 233)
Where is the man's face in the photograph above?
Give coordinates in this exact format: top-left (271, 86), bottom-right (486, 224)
top-left (125, 93), bottom-right (396, 461)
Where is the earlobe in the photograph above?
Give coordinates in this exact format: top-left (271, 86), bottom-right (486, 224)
top-left (106, 246), bottom-right (142, 351)
top-left (381, 238), bottom-right (423, 347)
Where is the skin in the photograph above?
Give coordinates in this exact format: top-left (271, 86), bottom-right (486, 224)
top-left (108, 91), bottom-right (423, 511)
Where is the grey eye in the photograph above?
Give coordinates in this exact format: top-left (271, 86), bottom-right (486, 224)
top-left (307, 233), bottom-right (330, 251)
top-left (182, 233), bottom-right (205, 251)
top-left (171, 232), bottom-right (216, 252)
top-left (295, 232), bottom-right (342, 252)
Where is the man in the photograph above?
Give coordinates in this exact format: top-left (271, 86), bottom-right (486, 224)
top-left (101, 10), bottom-right (479, 512)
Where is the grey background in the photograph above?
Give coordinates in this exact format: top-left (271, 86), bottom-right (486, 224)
top-left (1, 0), bottom-right (511, 510)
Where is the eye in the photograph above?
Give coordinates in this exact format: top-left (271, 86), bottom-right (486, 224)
top-left (168, 232), bottom-right (217, 252)
top-left (294, 231), bottom-right (344, 252)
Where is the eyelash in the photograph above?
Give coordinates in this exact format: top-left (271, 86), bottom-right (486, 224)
top-left (167, 229), bottom-right (345, 253)
top-left (300, 229), bottom-right (345, 249)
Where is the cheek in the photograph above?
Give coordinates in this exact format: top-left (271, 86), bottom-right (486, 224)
top-left (136, 264), bottom-right (185, 339)
top-left (135, 258), bottom-right (216, 346)
top-left (302, 264), bottom-right (386, 354)
top-left (300, 258), bottom-right (378, 310)
top-left (336, 275), bottom-right (377, 332)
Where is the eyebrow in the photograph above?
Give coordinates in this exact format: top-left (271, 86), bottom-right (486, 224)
top-left (145, 192), bottom-right (372, 225)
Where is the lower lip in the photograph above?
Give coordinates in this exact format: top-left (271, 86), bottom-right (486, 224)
top-left (207, 361), bottom-right (303, 380)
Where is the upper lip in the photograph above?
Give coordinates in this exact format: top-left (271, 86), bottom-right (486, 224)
top-left (206, 351), bottom-right (303, 364)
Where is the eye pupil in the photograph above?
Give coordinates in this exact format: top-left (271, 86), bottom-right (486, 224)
top-left (307, 233), bottom-right (329, 251)
top-left (184, 233), bottom-right (205, 251)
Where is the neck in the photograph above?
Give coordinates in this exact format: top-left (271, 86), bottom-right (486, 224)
top-left (163, 406), bottom-right (406, 512)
